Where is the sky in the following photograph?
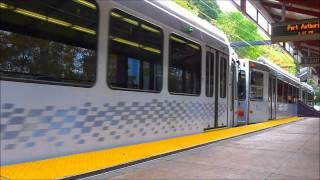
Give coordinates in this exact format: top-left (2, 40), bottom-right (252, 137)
top-left (216, 0), bottom-right (238, 12)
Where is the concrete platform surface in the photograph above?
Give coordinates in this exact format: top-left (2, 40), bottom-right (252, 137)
top-left (85, 117), bottom-right (320, 180)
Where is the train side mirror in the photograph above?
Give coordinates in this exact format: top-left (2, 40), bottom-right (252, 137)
top-left (236, 60), bottom-right (240, 68)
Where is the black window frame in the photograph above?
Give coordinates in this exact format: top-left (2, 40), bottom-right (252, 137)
top-left (168, 33), bottom-right (202, 96)
top-left (292, 86), bottom-right (296, 103)
top-left (205, 47), bottom-right (215, 97)
top-left (238, 70), bottom-right (246, 101)
top-left (302, 90), bottom-right (307, 102)
top-left (308, 92), bottom-right (314, 104)
top-left (277, 79), bottom-right (284, 103)
top-left (250, 70), bottom-right (264, 101)
top-left (283, 82), bottom-right (288, 103)
top-left (106, 8), bottom-right (164, 93)
top-left (0, 0), bottom-right (99, 88)
top-left (288, 84), bottom-right (293, 104)
top-left (219, 55), bottom-right (227, 98)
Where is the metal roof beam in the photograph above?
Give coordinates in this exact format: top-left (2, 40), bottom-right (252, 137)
top-left (261, 2), bottom-right (320, 17)
top-left (230, 40), bottom-right (272, 47)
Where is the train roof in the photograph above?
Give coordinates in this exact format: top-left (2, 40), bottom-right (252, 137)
top-left (301, 82), bottom-right (314, 92)
top-left (113, 0), bottom-right (230, 53)
top-left (257, 57), bottom-right (301, 86)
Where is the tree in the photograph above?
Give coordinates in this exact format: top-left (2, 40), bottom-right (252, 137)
top-left (315, 91), bottom-right (320, 105)
top-left (173, 0), bottom-right (298, 74)
top-left (0, 30), bottom-right (96, 81)
top-left (191, 0), bottom-right (221, 21)
top-left (215, 12), bottom-right (297, 74)
top-left (215, 12), bottom-right (265, 59)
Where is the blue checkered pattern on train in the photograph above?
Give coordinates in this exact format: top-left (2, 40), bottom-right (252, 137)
top-left (1, 99), bottom-right (227, 151)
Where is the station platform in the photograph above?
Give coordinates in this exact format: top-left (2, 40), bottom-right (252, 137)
top-left (88, 117), bottom-right (319, 180)
top-left (1, 116), bottom-right (319, 179)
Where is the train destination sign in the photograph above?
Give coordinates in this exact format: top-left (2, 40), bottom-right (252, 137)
top-left (271, 18), bottom-right (320, 43)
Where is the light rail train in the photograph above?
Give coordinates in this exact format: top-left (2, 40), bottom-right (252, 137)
top-left (0, 0), bottom-right (314, 165)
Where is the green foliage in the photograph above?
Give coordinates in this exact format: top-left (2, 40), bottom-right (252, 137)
top-left (216, 12), bottom-right (260, 41)
top-left (262, 45), bottom-right (297, 74)
top-left (307, 79), bottom-right (316, 86)
top-left (0, 31), bottom-right (95, 80)
top-left (173, 0), bottom-right (298, 75)
top-left (216, 12), bottom-right (297, 74)
top-left (191, 0), bottom-right (221, 21)
top-left (215, 12), bottom-right (265, 59)
top-left (174, 0), bottom-right (200, 15)
top-left (173, 0), bottom-right (221, 20)
top-left (315, 91), bottom-right (320, 105)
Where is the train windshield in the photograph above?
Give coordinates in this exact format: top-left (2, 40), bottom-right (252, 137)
top-left (0, 0), bottom-right (98, 86)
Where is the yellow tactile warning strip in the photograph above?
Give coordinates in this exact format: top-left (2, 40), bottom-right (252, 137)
top-left (0, 116), bottom-right (301, 180)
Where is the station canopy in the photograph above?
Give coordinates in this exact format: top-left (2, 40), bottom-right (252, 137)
top-left (233, 0), bottom-right (320, 79)
top-left (261, 0), bottom-right (320, 78)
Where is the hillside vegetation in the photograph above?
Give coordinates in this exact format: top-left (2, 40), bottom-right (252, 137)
top-left (174, 0), bottom-right (297, 74)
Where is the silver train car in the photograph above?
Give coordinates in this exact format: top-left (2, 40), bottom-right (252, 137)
top-left (0, 0), bottom-right (313, 166)
top-left (236, 57), bottom-right (314, 126)
top-left (0, 0), bottom-right (237, 165)
top-left (301, 82), bottom-right (315, 107)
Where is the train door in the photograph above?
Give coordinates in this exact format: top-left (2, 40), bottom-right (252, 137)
top-left (268, 76), bottom-right (272, 119)
top-left (271, 77), bottom-right (277, 119)
top-left (236, 60), bottom-right (249, 126)
top-left (215, 53), bottom-right (228, 128)
top-left (248, 63), bottom-right (269, 123)
top-left (230, 59), bottom-right (238, 127)
top-left (205, 47), bottom-right (216, 129)
top-left (268, 76), bottom-right (276, 120)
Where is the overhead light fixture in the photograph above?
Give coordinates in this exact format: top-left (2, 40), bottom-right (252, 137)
top-left (111, 12), bottom-right (138, 26)
top-left (141, 24), bottom-right (160, 34)
top-left (111, 12), bottom-right (161, 34)
top-left (187, 43), bottom-right (199, 50)
top-left (170, 36), bottom-right (186, 43)
top-left (48, 17), bottom-right (72, 27)
top-left (72, 25), bottom-right (96, 35)
top-left (111, 12), bottom-right (122, 18)
top-left (72, 0), bottom-right (96, 10)
top-left (1, 2), bottom-right (96, 35)
top-left (0, 2), bottom-right (9, 9)
top-left (170, 36), bottom-right (199, 50)
top-left (112, 37), bottom-right (140, 48)
top-left (14, 8), bottom-right (46, 21)
top-left (122, 18), bottom-right (138, 26)
top-left (143, 46), bottom-right (161, 54)
top-left (111, 37), bottom-right (161, 54)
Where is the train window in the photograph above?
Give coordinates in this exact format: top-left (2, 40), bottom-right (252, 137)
top-left (0, 0), bottom-right (98, 86)
top-left (283, 83), bottom-right (288, 103)
top-left (277, 80), bottom-right (283, 103)
top-left (238, 70), bottom-right (246, 100)
top-left (168, 34), bottom-right (201, 95)
top-left (292, 86), bottom-right (296, 103)
top-left (308, 93), bottom-right (313, 105)
top-left (233, 60), bottom-right (238, 101)
top-left (288, 85), bottom-right (293, 103)
top-left (205, 50), bottom-right (215, 97)
top-left (297, 88), bottom-right (300, 100)
top-left (302, 91), bottom-right (307, 103)
top-left (250, 71), bottom-right (263, 100)
top-left (219, 56), bottom-right (227, 98)
top-left (292, 86), bottom-right (297, 103)
top-left (107, 9), bottom-right (163, 92)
